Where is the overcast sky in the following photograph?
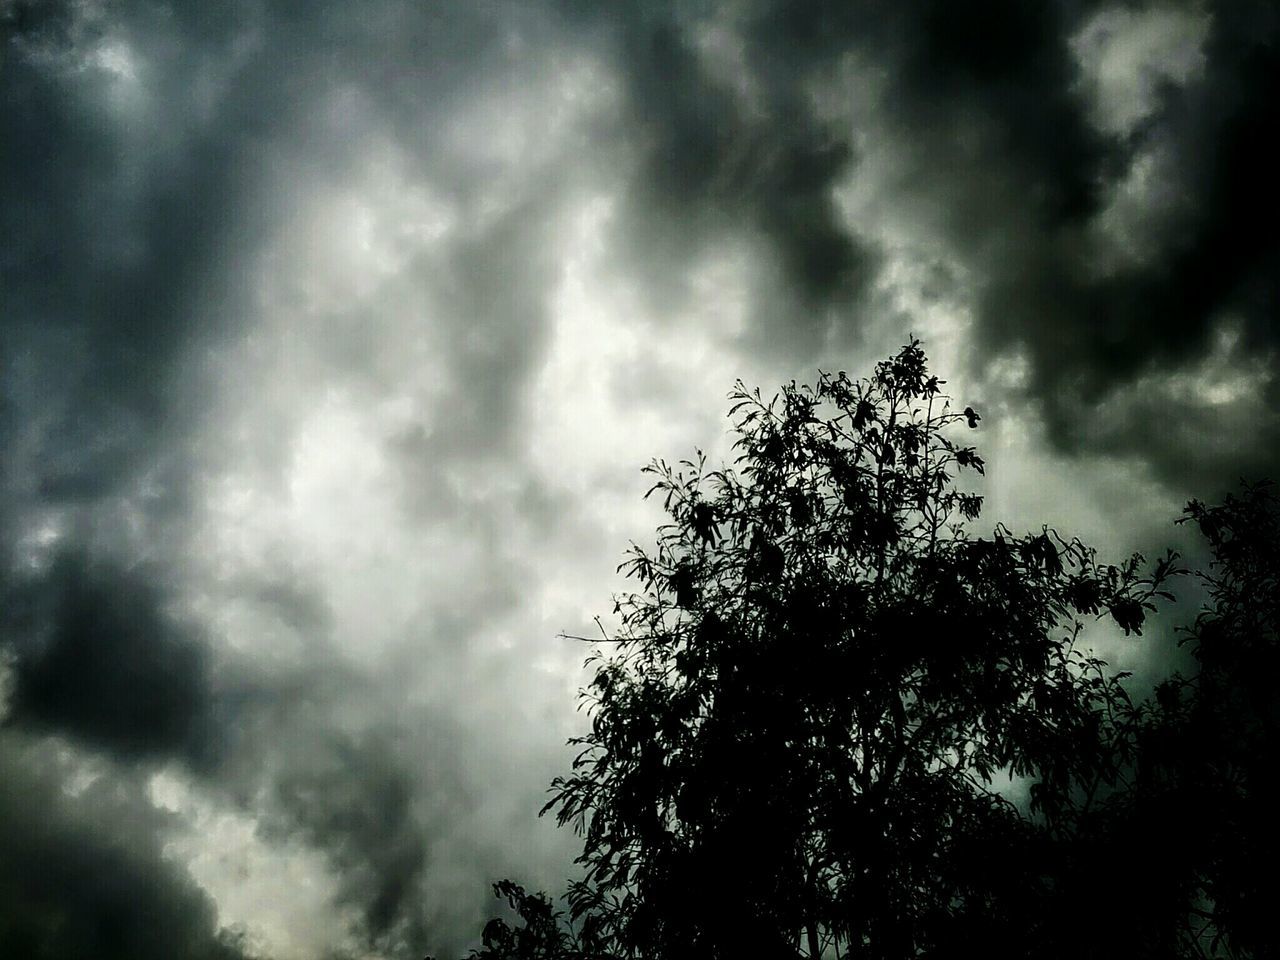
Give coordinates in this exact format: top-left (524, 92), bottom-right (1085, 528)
top-left (2, 1), bottom-right (1277, 957)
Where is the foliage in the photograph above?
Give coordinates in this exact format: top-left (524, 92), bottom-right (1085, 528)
top-left (507, 341), bottom-right (1178, 959)
top-left (1112, 482), bottom-right (1280, 959)
top-left (461, 882), bottom-right (596, 960)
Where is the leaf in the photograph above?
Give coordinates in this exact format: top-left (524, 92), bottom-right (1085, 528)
top-left (670, 563), bottom-right (699, 609)
top-left (690, 502), bottom-right (719, 544)
top-left (1109, 597), bottom-right (1145, 636)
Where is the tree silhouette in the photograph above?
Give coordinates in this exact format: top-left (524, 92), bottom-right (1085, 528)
top-left (1100, 482), bottom-right (1280, 959)
top-left (461, 882), bottom-right (590, 960)
top-left (472, 342), bottom-right (1180, 959)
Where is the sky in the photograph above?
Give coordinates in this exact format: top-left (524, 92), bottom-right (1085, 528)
top-left (1, 0), bottom-right (1277, 957)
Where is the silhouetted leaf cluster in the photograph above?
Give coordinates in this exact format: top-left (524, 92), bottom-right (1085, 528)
top-left (1120, 482), bottom-right (1280, 958)
top-left (464, 345), bottom-right (1274, 959)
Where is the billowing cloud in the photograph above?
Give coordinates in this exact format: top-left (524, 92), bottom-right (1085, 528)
top-left (1, 0), bottom-right (1272, 956)
top-left (0, 735), bottom-right (253, 960)
top-left (2, 550), bottom-right (217, 763)
top-left (823, 0), bottom-right (1277, 489)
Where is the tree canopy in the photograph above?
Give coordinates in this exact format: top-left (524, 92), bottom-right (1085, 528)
top-left (1126, 483), bottom-right (1279, 958)
top-left (461, 343), bottom-right (1273, 960)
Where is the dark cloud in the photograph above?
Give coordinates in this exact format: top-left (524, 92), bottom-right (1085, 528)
top-left (544, 3), bottom-right (877, 359)
top-left (605, 7), bottom-right (875, 324)
top-left (877, 0), bottom-right (1116, 221)
top-left (1, 0), bottom-right (270, 514)
top-left (793, 0), bottom-right (1279, 489)
top-left (2, 0), bottom-right (576, 951)
top-left (0, 542), bottom-right (527, 957)
top-left (259, 723), bottom-right (435, 953)
top-left (567, 0), bottom-right (1110, 358)
top-left (576, 0), bottom-right (1279, 487)
top-left (2, 0), bottom-right (1275, 956)
top-left (6, 0), bottom-right (1274, 502)
top-left (972, 0), bottom-right (1280, 488)
top-left (1, 550), bottom-right (217, 763)
top-left (0, 736), bottom-right (254, 960)
top-left (0, 0), bottom-right (526, 520)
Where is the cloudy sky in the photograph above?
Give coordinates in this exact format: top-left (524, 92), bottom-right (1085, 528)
top-left (2, 1), bottom-right (1276, 957)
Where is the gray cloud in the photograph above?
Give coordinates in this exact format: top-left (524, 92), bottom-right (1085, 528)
top-left (0, 538), bottom-right (565, 957)
top-left (1, 550), bottom-right (217, 764)
top-left (831, 0), bottom-right (1278, 490)
top-left (969, 1), bottom-right (1280, 488)
top-left (1, 0), bottom-right (1274, 956)
top-left (576, 0), bottom-right (1279, 487)
top-left (597, 4), bottom-right (877, 345)
top-left (0, 735), bottom-right (254, 960)
top-left (2, 0), bottom-right (273, 512)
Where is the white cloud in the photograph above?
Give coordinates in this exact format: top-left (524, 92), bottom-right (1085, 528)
top-left (1072, 5), bottom-right (1210, 137)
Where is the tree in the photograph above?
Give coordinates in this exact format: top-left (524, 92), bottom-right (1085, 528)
top-left (1109, 482), bottom-right (1280, 959)
top-left (462, 882), bottom-right (588, 960)
top-left (475, 342), bottom-right (1177, 959)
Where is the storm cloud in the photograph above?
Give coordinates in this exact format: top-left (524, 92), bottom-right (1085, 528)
top-left (0, 735), bottom-right (253, 960)
top-left (1, 0), bottom-right (1273, 956)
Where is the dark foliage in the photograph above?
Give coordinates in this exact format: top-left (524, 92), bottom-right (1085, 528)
top-left (470, 344), bottom-right (1280, 959)
top-left (1116, 482), bottom-right (1280, 958)
top-left (1022, 482), bottom-right (1280, 960)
